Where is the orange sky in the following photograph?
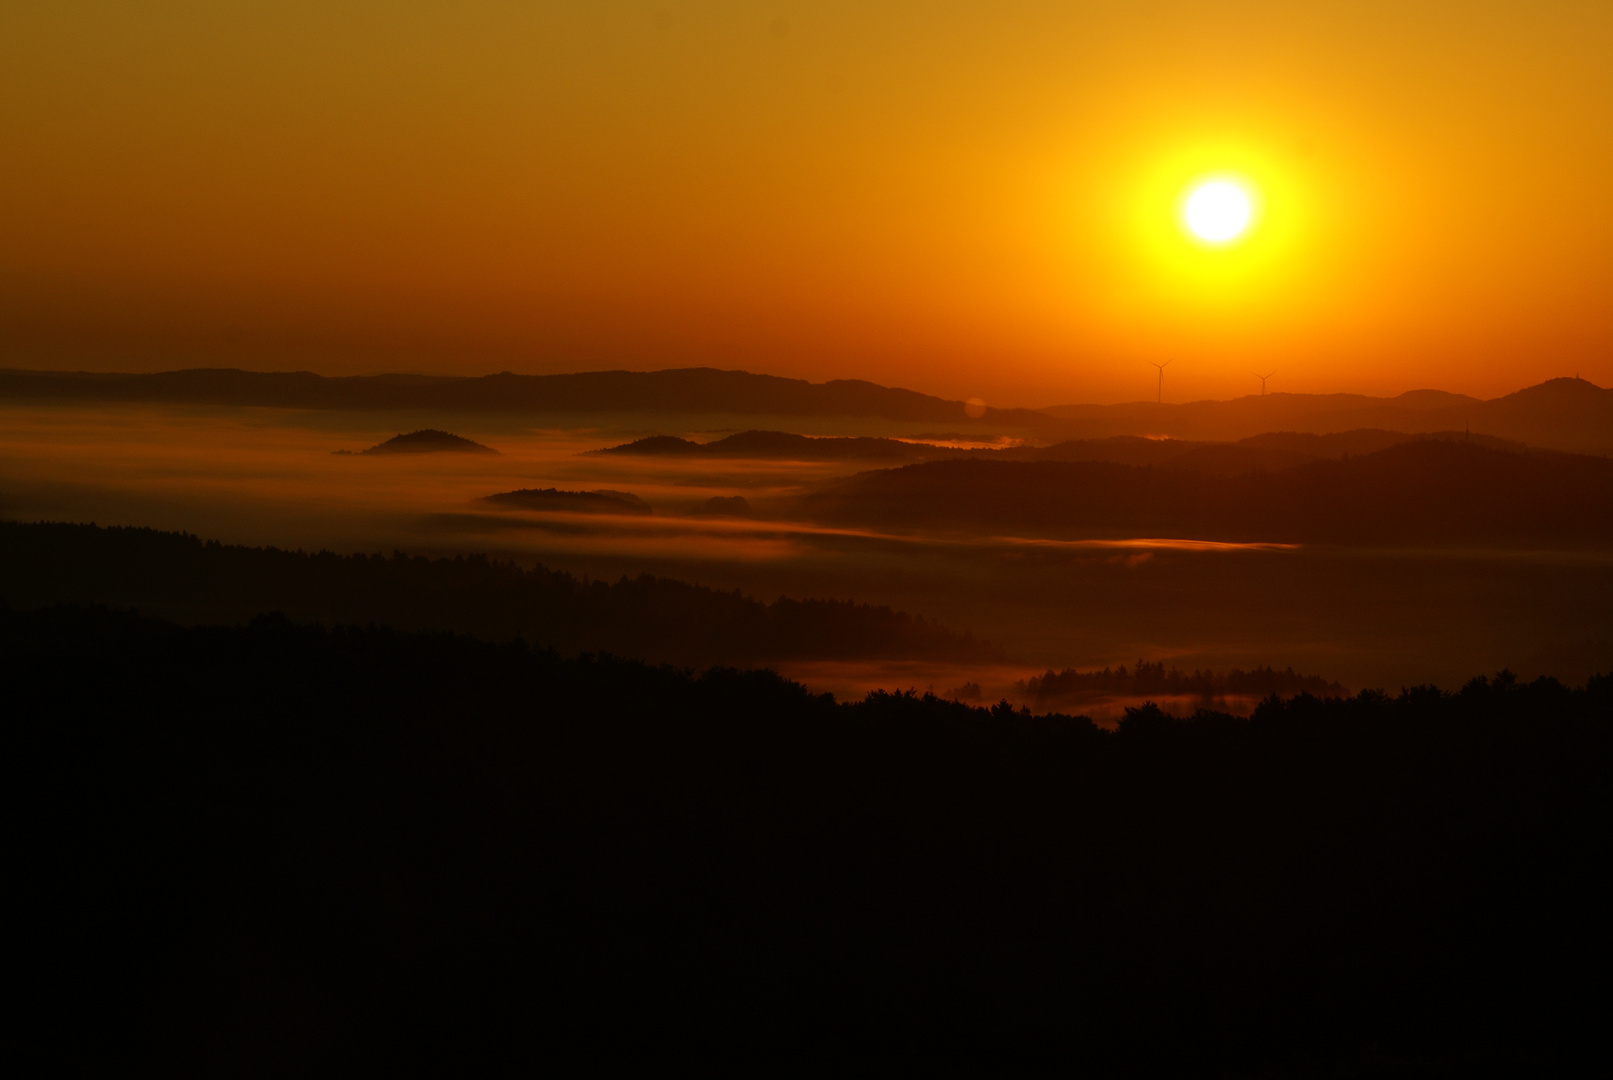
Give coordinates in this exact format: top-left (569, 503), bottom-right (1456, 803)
top-left (2, 2), bottom-right (1609, 406)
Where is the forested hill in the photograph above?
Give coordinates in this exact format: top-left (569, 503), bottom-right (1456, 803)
top-left (803, 439), bottom-right (1613, 548)
top-left (12, 602), bottom-right (1612, 1067)
top-left (0, 521), bottom-right (990, 667)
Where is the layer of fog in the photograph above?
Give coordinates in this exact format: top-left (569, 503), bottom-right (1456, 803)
top-left (2, 402), bottom-right (1608, 697)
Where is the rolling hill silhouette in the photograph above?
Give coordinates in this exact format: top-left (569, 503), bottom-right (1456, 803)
top-left (1042, 377), bottom-right (1611, 453)
top-left (803, 439), bottom-right (1613, 547)
top-left (5, 366), bottom-right (1604, 449)
top-left (5, 366), bottom-right (1606, 449)
top-left (356, 429), bottom-right (497, 454)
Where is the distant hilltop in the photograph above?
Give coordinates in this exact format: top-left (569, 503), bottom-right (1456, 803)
top-left (345, 429), bottom-right (497, 455)
top-left (1, 366), bottom-right (1606, 453)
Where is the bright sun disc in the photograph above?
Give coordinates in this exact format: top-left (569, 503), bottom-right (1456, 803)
top-left (1184, 180), bottom-right (1252, 242)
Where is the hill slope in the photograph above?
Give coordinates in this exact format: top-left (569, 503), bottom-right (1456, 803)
top-left (803, 440), bottom-right (1613, 548)
top-left (0, 521), bottom-right (991, 666)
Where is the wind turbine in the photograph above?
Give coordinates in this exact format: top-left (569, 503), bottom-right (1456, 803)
top-left (1149, 360), bottom-right (1172, 404)
top-left (1255, 371), bottom-right (1275, 396)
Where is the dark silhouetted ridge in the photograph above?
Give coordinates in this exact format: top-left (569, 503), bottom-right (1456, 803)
top-left (597, 435), bottom-right (706, 455)
top-left (1020, 660), bottom-right (1346, 709)
top-left (8, 367), bottom-right (1605, 447)
top-left (597, 429), bottom-right (952, 460)
top-left (0, 366), bottom-right (1048, 426)
top-left (705, 430), bottom-right (923, 458)
top-left (1037, 377), bottom-right (1611, 452)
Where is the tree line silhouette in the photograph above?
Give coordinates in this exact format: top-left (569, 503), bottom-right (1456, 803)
top-left (480, 487), bottom-right (653, 514)
top-left (1020, 659), bottom-right (1344, 708)
top-left (597, 429), bottom-right (955, 461)
top-left (11, 601), bottom-right (1609, 1069)
top-left (0, 521), bottom-right (990, 666)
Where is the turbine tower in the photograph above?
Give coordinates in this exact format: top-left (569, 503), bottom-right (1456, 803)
top-left (1255, 371), bottom-right (1275, 396)
top-left (1149, 360), bottom-right (1172, 404)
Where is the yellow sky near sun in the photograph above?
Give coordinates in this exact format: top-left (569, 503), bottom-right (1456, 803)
top-left (0, 1), bottom-right (1609, 404)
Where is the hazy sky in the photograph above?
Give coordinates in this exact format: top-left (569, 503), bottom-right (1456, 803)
top-left (2, 2), bottom-right (1609, 405)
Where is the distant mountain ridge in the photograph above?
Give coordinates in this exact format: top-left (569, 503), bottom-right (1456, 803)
top-left (2, 366), bottom-right (1605, 452)
top-left (0, 366), bottom-right (1048, 428)
top-left (1041, 377), bottom-right (1611, 453)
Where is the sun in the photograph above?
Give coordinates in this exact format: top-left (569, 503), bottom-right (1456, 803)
top-left (1183, 179), bottom-right (1253, 243)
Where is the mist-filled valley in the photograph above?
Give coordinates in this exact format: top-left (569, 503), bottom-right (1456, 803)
top-left (4, 378), bottom-right (1609, 704)
top-left (7, 369), bottom-right (1612, 1069)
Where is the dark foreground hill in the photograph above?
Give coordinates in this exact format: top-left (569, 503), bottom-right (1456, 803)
top-left (11, 602), bottom-right (1610, 1068)
top-left (0, 521), bottom-right (988, 665)
top-left (804, 439), bottom-right (1613, 547)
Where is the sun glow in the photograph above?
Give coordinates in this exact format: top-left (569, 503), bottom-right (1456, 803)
top-left (1183, 179), bottom-right (1254, 243)
top-left (1094, 145), bottom-right (1304, 326)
